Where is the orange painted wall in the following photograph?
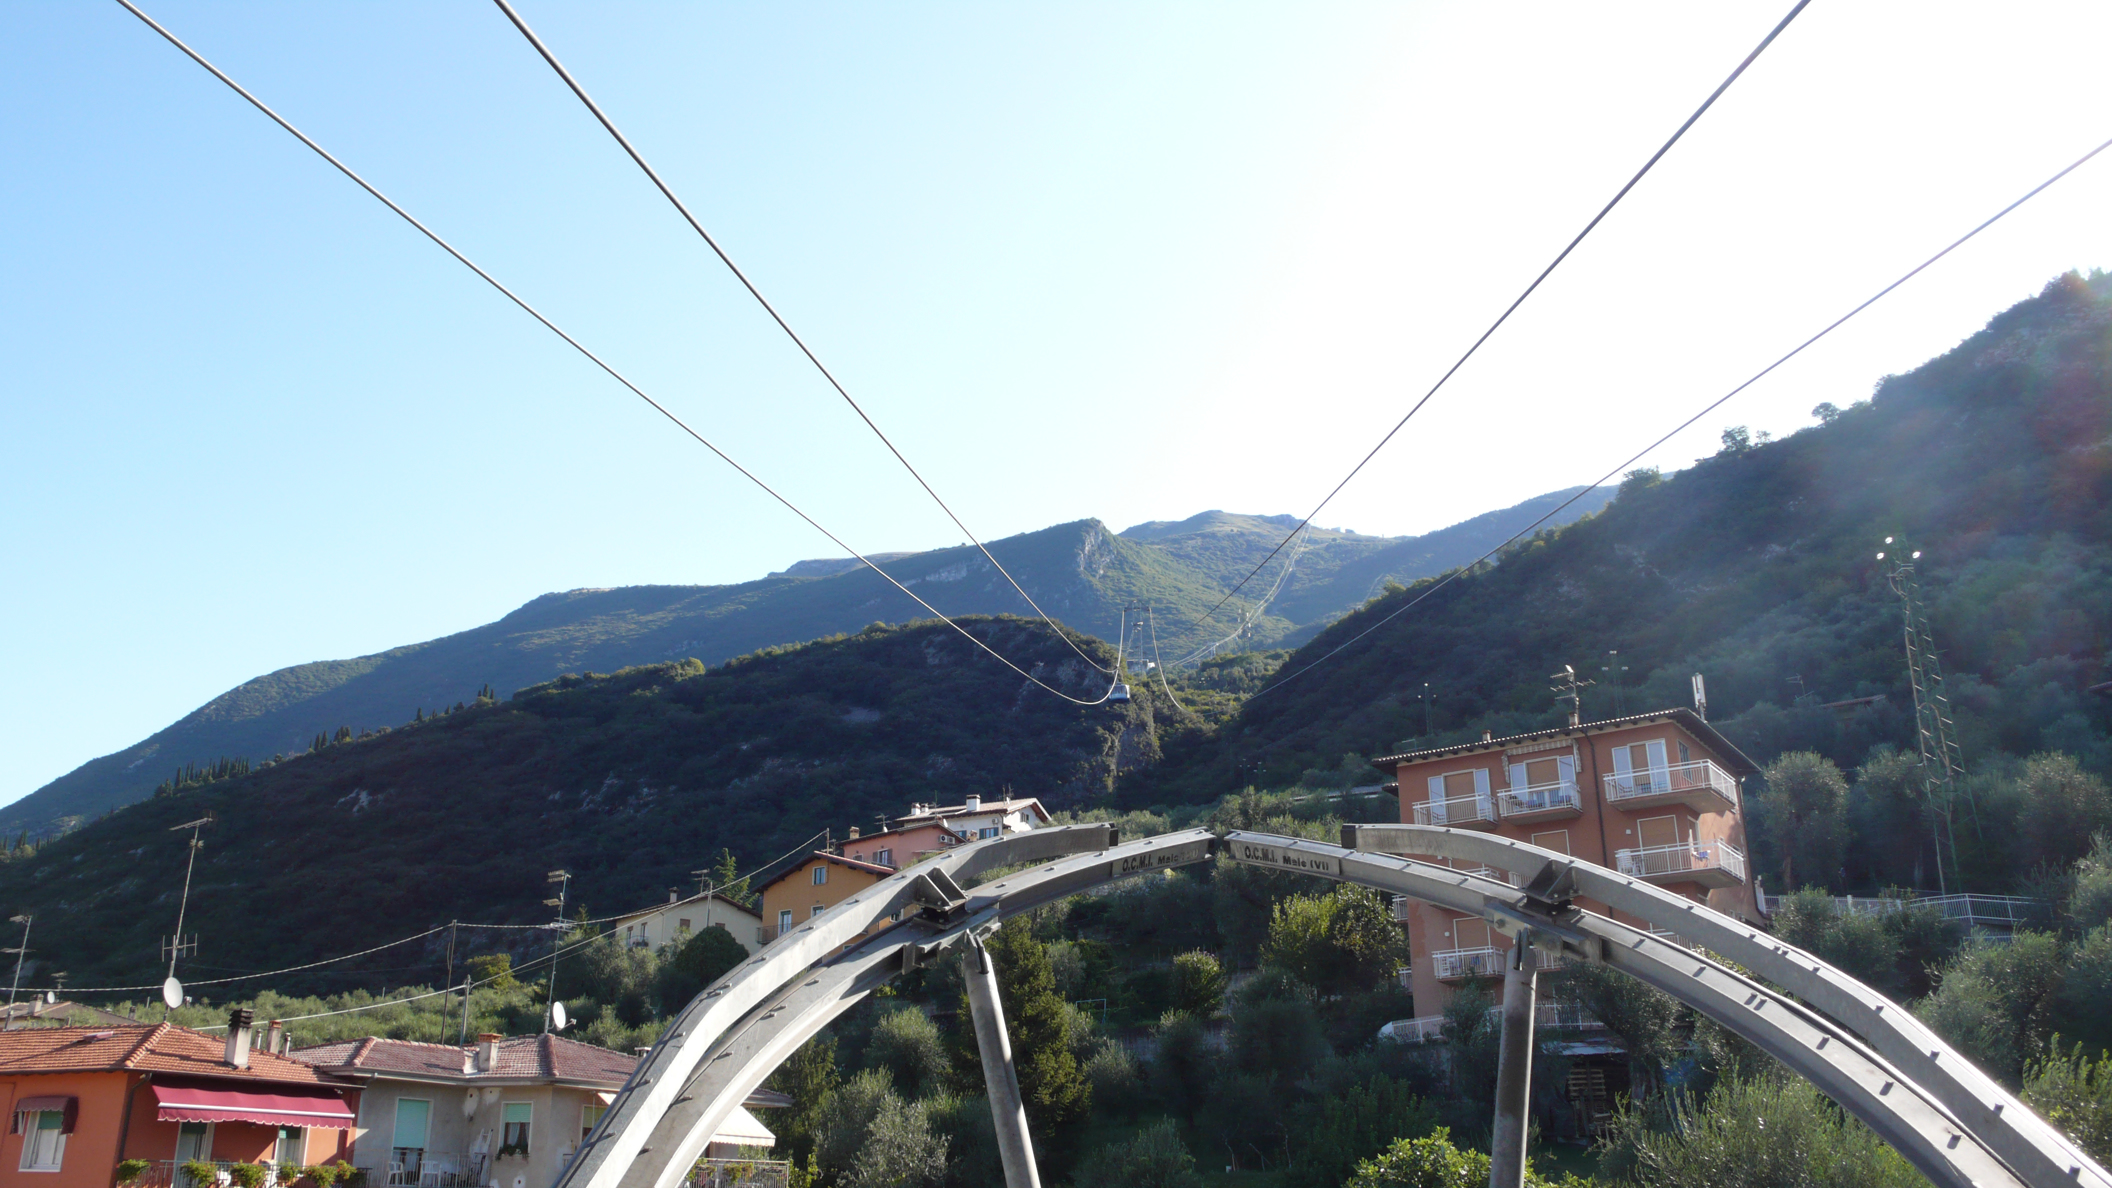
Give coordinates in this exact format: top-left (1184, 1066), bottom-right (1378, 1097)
top-left (0, 1072), bottom-right (132, 1188)
top-left (758, 857), bottom-right (886, 944)
top-left (1391, 718), bottom-right (1758, 1015)
top-left (118, 1079), bottom-right (356, 1168)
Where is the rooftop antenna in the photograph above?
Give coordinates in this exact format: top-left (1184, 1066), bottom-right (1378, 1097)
top-left (1691, 673), bottom-right (1708, 722)
top-left (1420, 682), bottom-right (1433, 738)
top-left (2, 915), bottom-right (30, 1031)
top-left (1879, 537), bottom-right (1970, 894)
top-left (1550, 665), bottom-right (1594, 728)
top-left (160, 816), bottom-right (212, 1019)
top-left (542, 869), bottom-right (571, 1034)
top-left (1600, 651), bottom-right (1630, 716)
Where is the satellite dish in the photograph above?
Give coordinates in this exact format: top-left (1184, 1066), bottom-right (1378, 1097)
top-left (42, 991), bottom-right (55, 1005)
top-left (161, 977), bottom-right (183, 1011)
top-left (550, 1002), bottom-right (568, 1031)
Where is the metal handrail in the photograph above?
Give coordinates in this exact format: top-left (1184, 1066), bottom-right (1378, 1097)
top-left (1495, 781), bottom-right (1580, 817)
top-left (1602, 759), bottom-right (1739, 806)
top-left (1431, 946), bottom-right (1504, 979)
top-left (1614, 839), bottom-right (1746, 882)
top-left (1411, 793), bottom-right (1497, 827)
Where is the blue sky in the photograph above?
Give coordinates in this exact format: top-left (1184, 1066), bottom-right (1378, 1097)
top-left (6, 1), bottom-right (2112, 805)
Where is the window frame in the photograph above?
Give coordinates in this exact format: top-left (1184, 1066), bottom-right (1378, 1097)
top-left (500, 1101), bottom-right (533, 1155)
top-left (276, 1126), bottom-right (306, 1165)
top-left (580, 1104), bottom-right (605, 1144)
top-left (811, 865), bottom-right (828, 886)
top-left (17, 1111), bottom-right (66, 1173)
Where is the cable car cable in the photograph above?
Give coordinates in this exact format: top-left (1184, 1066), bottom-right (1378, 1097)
top-left (1243, 129), bottom-right (2112, 704)
top-left (489, 0), bottom-right (1116, 677)
top-left (1187, 0), bottom-right (1810, 637)
top-left (112, 0), bottom-right (1125, 709)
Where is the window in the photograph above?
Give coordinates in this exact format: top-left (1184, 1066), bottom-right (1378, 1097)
top-left (501, 1102), bottom-right (532, 1155)
top-left (677, 918), bottom-right (691, 932)
top-left (276, 1127), bottom-right (305, 1165)
top-left (811, 903), bottom-right (825, 919)
top-left (874, 848), bottom-right (892, 867)
top-left (1442, 771), bottom-right (1478, 798)
top-left (812, 865), bottom-right (829, 885)
top-left (1637, 816), bottom-right (1681, 848)
top-left (1523, 757), bottom-right (1560, 786)
top-left (580, 1105), bottom-right (605, 1144)
top-left (393, 1098), bottom-right (431, 1176)
top-left (777, 909), bottom-right (792, 934)
top-left (1677, 740), bottom-right (1693, 764)
top-left (1529, 830), bottom-right (1571, 855)
top-left (978, 826), bottom-right (999, 840)
top-left (17, 1112), bottom-right (65, 1172)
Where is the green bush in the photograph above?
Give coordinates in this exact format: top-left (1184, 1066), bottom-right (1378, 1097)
top-left (1342, 1127), bottom-right (1558, 1188)
top-left (1598, 1074), bottom-right (1922, 1188)
top-left (1167, 950), bottom-right (1226, 1017)
top-left (226, 1164), bottom-right (268, 1188)
top-left (181, 1162), bottom-right (222, 1188)
top-left (2024, 1038), bottom-right (2112, 1165)
top-left (1286, 1075), bottom-right (1437, 1188)
top-left (1071, 1117), bottom-right (1201, 1188)
top-left (116, 1160), bottom-right (151, 1185)
top-left (867, 1006), bottom-right (951, 1100)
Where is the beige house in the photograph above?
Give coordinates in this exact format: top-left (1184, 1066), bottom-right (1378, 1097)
top-left (291, 1034), bottom-right (776, 1188)
top-left (605, 890), bottom-right (763, 956)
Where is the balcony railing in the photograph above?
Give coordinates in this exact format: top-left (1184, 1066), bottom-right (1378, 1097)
top-left (1496, 781), bottom-right (1581, 818)
top-left (1603, 759), bottom-right (1739, 808)
top-left (1378, 1002), bottom-right (1604, 1044)
top-left (1411, 794), bottom-right (1498, 827)
top-left (137, 1161), bottom-right (315, 1188)
top-left (1758, 892), bottom-right (2048, 932)
top-left (1615, 839), bottom-right (1746, 883)
top-left (688, 1159), bottom-right (792, 1188)
top-left (1431, 947), bottom-right (1505, 979)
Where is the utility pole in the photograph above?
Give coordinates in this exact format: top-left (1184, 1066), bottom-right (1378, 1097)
top-left (161, 816), bottom-right (211, 1019)
top-left (3, 915), bottom-right (30, 1031)
top-left (1549, 665), bottom-right (1594, 728)
top-left (1879, 538), bottom-right (1969, 894)
top-left (1421, 682), bottom-right (1433, 737)
top-left (543, 870), bottom-right (571, 1033)
top-left (1600, 652), bottom-right (1630, 716)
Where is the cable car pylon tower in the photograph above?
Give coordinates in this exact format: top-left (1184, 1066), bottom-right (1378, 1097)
top-left (1879, 537), bottom-right (1969, 894)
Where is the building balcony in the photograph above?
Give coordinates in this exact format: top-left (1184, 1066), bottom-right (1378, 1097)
top-left (1431, 946), bottom-right (1505, 980)
top-left (1495, 780), bottom-right (1582, 823)
top-left (1615, 839), bottom-right (1746, 888)
top-left (1602, 759), bottom-right (1740, 813)
top-left (1411, 794), bottom-right (1499, 829)
top-left (1378, 1002), bottom-right (1603, 1045)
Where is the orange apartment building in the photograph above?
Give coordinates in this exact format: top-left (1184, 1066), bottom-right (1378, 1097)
top-left (0, 1020), bottom-right (358, 1188)
top-left (756, 853), bottom-right (896, 945)
top-left (1375, 708), bottom-right (1761, 1018)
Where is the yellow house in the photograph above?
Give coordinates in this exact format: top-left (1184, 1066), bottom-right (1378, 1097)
top-left (756, 852), bottom-right (893, 944)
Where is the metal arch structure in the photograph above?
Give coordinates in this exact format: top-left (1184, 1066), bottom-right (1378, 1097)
top-left (1336, 824), bottom-right (2110, 1188)
top-left (564, 824), bottom-right (2102, 1188)
top-left (559, 824), bottom-right (1218, 1188)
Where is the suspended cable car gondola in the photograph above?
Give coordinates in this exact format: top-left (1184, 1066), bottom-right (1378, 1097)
top-left (1108, 683), bottom-right (1130, 703)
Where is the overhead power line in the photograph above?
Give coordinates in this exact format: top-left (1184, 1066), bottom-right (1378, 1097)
top-left (488, 0), bottom-right (1114, 677)
top-left (113, 0), bottom-right (1123, 708)
top-left (1191, 0), bottom-right (1810, 636)
top-left (1245, 131), bottom-right (2112, 705)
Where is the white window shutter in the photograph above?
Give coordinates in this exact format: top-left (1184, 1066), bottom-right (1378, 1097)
top-left (1427, 775), bottom-right (1445, 824)
top-left (1509, 763), bottom-right (1527, 792)
top-left (1557, 755), bottom-right (1576, 787)
top-left (1646, 740), bottom-right (1669, 790)
top-left (1611, 744), bottom-right (1633, 791)
top-left (1473, 768), bottom-right (1492, 817)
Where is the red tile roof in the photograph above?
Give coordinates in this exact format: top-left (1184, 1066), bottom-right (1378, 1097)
top-left (291, 1034), bottom-right (635, 1087)
top-left (0, 1024), bottom-right (349, 1084)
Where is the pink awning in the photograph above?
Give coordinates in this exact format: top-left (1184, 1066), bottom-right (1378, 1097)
top-left (151, 1083), bottom-right (356, 1129)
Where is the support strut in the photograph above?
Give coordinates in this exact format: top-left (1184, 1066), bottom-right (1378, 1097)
top-left (964, 932), bottom-right (1041, 1188)
top-left (1489, 935), bottom-right (1537, 1188)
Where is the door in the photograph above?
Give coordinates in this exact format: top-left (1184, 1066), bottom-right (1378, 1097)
top-left (393, 1098), bottom-right (431, 1181)
top-left (175, 1122), bottom-right (211, 1162)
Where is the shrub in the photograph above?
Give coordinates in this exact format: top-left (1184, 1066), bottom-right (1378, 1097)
top-left (1168, 951), bottom-right (1226, 1016)
top-left (2024, 1038), bottom-right (2112, 1165)
top-left (1597, 1074), bottom-right (1921, 1188)
top-left (867, 1007), bottom-right (951, 1100)
top-left (1081, 1040), bottom-right (1141, 1113)
top-left (1342, 1127), bottom-right (1559, 1188)
top-left (301, 1164), bottom-right (340, 1188)
top-left (182, 1162), bottom-right (222, 1188)
top-left (1071, 1117), bottom-right (1201, 1188)
top-left (116, 1160), bottom-right (151, 1185)
top-left (227, 1164), bottom-right (268, 1188)
top-left (1286, 1076), bottom-right (1438, 1188)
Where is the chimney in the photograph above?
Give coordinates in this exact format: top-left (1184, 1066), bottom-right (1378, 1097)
top-left (477, 1033), bottom-right (501, 1073)
top-left (1480, 730), bottom-right (1492, 743)
top-left (226, 1008), bottom-right (255, 1068)
top-left (266, 1019), bottom-right (285, 1055)
top-left (1568, 712), bottom-right (1581, 729)
top-left (964, 794), bottom-right (981, 813)
top-left (668, 888), bottom-right (679, 904)
top-left (847, 826), bottom-right (860, 840)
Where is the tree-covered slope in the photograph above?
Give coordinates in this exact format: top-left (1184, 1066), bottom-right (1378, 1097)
top-left (0, 617), bottom-right (1177, 989)
top-left (8, 493), bottom-right (1608, 840)
top-left (1144, 271), bottom-right (2112, 804)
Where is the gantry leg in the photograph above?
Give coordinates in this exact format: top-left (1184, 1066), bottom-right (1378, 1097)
top-left (962, 933), bottom-right (1042, 1188)
top-left (1489, 935), bottom-right (1537, 1188)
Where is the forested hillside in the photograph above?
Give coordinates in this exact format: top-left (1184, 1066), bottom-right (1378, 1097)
top-left (1142, 272), bottom-right (2112, 891)
top-left (6, 491), bottom-right (1608, 841)
top-left (0, 617), bottom-right (1179, 988)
